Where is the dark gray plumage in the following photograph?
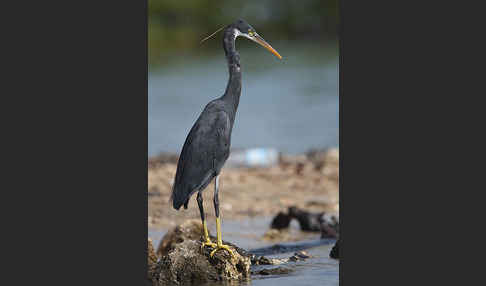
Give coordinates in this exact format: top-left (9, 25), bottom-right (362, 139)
top-left (168, 19), bottom-right (281, 257)
top-left (171, 105), bottom-right (232, 210)
top-left (170, 23), bottom-right (243, 210)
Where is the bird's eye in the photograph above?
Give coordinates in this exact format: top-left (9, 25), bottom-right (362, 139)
top-left (248, 30), bottom-right (254, 37)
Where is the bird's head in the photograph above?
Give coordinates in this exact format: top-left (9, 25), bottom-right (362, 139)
top-left (200, 19), bottom-right (282, 60)
top-left (232, 19), bottom-right (282, 59)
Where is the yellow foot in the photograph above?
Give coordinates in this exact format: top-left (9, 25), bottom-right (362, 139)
top-left (200, 240), bottom-right (217, 251)
top-left (209, 244), bottom-right (236, 258)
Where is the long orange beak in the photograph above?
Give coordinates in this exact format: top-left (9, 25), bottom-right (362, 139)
top-left (252, 34), bottom-right (282, 59)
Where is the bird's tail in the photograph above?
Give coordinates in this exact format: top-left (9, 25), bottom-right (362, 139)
top-left (169, 184), bottom-right (189, 210)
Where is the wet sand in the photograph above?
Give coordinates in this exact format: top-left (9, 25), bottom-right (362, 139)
top-left (148, 148), bottom-right (339, 229)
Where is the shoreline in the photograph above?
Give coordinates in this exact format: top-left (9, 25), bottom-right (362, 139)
top-left (148, 148), bottom-right (339, 229)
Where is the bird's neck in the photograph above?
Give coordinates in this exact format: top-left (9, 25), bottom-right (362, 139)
top-left (223, 28), bottom-right (241, 69)
top-left (221, 27), bottom-right (242, 117)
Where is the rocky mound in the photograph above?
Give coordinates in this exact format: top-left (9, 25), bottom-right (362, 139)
top-left (150, 220), bottom-right (251, 285)
top-left (153, 240), bottom-right (251, 285)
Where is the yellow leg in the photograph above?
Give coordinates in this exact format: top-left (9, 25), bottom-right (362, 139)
top-left (201, 221), bottom-right (217, 249)
top-left (209, 217), bottom-right (236, 258)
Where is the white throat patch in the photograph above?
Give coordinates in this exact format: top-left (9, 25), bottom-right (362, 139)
top-left (233, 29), bottom-right (241, 39)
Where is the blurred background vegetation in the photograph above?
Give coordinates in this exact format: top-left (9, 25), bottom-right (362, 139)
top-left (149, 0), bottom-right (339, 67)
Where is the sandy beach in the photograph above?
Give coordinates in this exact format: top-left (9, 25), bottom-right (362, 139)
top-left (148, 148), bottom-right (339, 229)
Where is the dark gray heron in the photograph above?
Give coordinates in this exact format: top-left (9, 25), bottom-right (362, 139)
top-left (170, 19), bottom-right (282, 257)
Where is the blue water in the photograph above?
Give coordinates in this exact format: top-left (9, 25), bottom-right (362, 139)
top-left (148, 42), bottom-right (339, 157)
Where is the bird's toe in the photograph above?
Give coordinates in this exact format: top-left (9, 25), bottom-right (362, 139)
top-left (209, 244), bottom-right (236, 259)
top-left (201, 240), bottom-right (217, 251)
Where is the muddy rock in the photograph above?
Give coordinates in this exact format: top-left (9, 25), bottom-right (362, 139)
top-left (151, 220), bottom-right (252, 285)
top-left (251, 255), bottom-right (289, 265)
top-left (319, 213), bottom-right (339, 239)
top-left (152, 240), bottom-right (251, 285)
top-left (288, 250), bottom-right (312, 261)
top-left (270, 211), bottom-right (292, 229)
top-left (288, 206), bottom-right (323, 231)
top-left (156, 219), bottom-right (251, 258)
top-left (267, 206), bottom-right (339, 238)
top-left (148, 238), bottom-right (158, 281)
top-left (253, 266), bottom-right (293, 276)
top-left (250, 251), bottom-right (312, 267)
top-left (286, 206), bottom-right (339, 237)
top-left (156, 219), bottom-right (207, 257)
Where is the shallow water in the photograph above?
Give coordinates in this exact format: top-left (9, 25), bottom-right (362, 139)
top-left (148, 217), bottom-right (338, 286)
top-left (148, 42), bottom-right (339, 157)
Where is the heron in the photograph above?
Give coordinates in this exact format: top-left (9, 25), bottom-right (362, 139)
top-left (170, 19), bottom-right (281, 258)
